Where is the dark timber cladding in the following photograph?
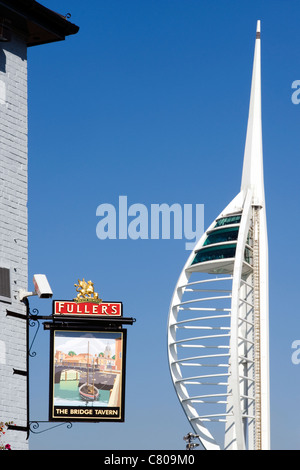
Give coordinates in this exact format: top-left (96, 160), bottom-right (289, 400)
top-left (0, 0), bottom-right (79, 47)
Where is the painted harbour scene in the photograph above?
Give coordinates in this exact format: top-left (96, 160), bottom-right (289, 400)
top-left (52, 331), bottom-right (123, 408)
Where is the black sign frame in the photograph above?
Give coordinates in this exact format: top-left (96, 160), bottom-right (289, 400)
top-left (49, 327), bottom-right (127, 423)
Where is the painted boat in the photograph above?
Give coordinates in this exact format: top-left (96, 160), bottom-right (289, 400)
top-left (79, 383), bottom-right (99, 401)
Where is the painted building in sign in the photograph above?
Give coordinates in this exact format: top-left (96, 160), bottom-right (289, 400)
top-left (0, 0), bottom-right (78, 449)
top-left (55, 337), bottom-right (123, 372)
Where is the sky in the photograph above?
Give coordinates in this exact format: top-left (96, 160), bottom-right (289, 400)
top-left (25, 0), bottom-right (300, 450)
top-left (53, 331), bottom-right (117, 357)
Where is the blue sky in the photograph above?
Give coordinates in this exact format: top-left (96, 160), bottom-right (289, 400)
top-left (26, 0), bottom-right (300, 450)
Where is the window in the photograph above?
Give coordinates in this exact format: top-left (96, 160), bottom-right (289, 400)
top-left (244, 247), bottom-right (252, 264)
top-left (203, 226), bottom-right (239, 246)
top-left (191, 244), bottom-right (236, 265)
top-left (215, 214), bottom-right (241, 227)
top-left (0, 267), bottom-right (11, 301)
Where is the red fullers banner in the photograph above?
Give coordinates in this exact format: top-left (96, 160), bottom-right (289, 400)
top-left (53, 301), bottom-right (122, 317)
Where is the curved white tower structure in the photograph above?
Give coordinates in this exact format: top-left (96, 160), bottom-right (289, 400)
top-left (167, 21), bottom-right (270, 450)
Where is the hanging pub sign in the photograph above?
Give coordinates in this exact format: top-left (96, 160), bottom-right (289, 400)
top-left (49, 328), bottom-right (127, 422)
top-left (48, 279), bottom-right (131, 423)
top-left (53, 278), bottom-right (123, 318)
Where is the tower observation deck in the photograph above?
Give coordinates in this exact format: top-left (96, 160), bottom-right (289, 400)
top-left (167, 21), bottom-right (270, 450)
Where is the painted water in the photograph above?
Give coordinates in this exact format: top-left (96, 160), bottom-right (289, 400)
top-left (54, 379), bottom-right (110, 407)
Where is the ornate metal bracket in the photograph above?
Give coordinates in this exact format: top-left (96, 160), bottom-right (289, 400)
top-left (28, 307), bottom-right (40, 357)
top-left (29, 421), bottom-right (72, 435)
top-left (20, 299), bottom-right (74, 438)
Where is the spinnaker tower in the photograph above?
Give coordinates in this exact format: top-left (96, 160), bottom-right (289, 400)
top-left (167, 20), bottom-right (270, 450)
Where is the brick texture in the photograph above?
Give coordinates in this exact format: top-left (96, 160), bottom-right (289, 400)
top-left (0, 31), bottom-right (28, 450)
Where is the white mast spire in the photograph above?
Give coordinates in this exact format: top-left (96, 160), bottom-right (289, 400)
top-left (241, 20), bottom-right (265, 207)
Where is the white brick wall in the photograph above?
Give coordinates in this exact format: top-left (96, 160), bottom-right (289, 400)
top-left (0, 31), bottom-right (28, 450)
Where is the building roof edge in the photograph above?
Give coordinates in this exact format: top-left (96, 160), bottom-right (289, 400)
top-left (0, 0), bottom-right (79, 46)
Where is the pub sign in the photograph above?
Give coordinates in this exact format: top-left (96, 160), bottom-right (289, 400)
top-left (48, 279), bottom-right (128, 423)
top-left (49, 328), bottom-right (127, 422)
